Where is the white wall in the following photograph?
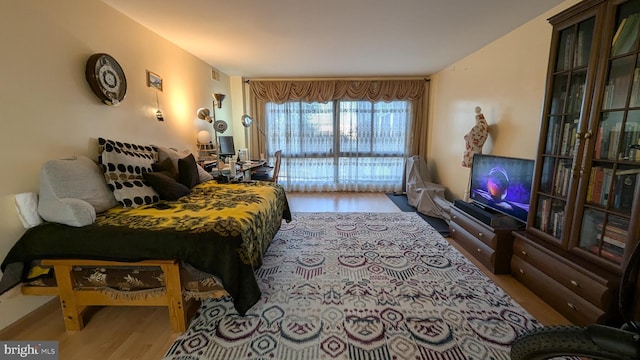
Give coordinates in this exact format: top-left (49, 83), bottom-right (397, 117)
top-left (0, 0), bottom-right (584, 331)
top-left (428, 0), bottom-right (581, 201)
top-left (0, 0), bottom-right (233, 329)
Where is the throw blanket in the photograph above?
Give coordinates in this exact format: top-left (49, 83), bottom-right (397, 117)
top-left (0, 181), bottom-right (291, 315)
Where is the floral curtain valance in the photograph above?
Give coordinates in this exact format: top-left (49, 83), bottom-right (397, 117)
top-left (246, 78), bottom-right (430, 160)
top-left (249, 79), bottom-right (427, 103)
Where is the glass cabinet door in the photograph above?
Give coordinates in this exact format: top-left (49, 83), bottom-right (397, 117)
top-left (576, 0), bottom-right (640, 268)
top-left (532, 16), bottom-right (596, 245)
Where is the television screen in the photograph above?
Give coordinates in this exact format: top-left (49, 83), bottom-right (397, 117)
top-left (469, 154), bottom-right (535, 223)
top-left (218, 136), bottom-right (236, 156)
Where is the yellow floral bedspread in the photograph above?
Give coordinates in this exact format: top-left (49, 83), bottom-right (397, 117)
top-left (1, 180), bottom-right (291, 315)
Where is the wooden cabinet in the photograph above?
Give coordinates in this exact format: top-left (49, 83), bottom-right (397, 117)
top-left (516, 0), bottom-right (640, 325)
top-left (512, 233), bottom-right (617, 325)
top-left (449, 206), bottom-right (518, 274)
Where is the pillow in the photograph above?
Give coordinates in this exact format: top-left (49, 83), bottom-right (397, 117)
top-left (178, 154), bottom-right (200, 189)
top-left (15, 192), bottom-right (43, 228)
top-left (98, 138), bottom-right (159, 208)
top-left (143, 172), bottom-right (190, 200)
top-left (196, 162), bottom-right (214, 183)
top-left (156, 145), bottom-right (213, 183)
top-left (152, 158), bottom-right (178, 180)
top-left (155, 145), bottom-right (188, 170)
top-left (37, 156), bottom-right (118, 226)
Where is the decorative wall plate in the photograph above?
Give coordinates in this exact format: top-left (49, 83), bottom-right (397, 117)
top-left (85, 53), bottom-right (127, 106)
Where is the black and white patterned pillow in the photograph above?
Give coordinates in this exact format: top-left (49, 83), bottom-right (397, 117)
top-left (98, 138), bottom-right (159, 208)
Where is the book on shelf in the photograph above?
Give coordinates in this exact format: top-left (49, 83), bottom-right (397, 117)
top-left (602, 240), bottom-right (624, 256)
top-left (554, 165), bottom-right (561, 195)
top-left (601, 168), bottom-right (613, 205)
top-left (586, 167), bottom-right (595, 202)
top-left (552, 210), bottom-right (565, 238)
top-left (612, 14), bottom-right (640, 56)
top-left (606, 214), bottom-right (631, 230)
top-left (608, 122), bottom-right (623, 160)
top-left (611, 17), bottom-right (628, 51)
top-left (613, 170), bottom-right (638, 211)
top-left (560, 122), bottom-right (571, 155)
top-left (560, 119), bottom-right (579, 156)
top-left (596, 221), bottom-right (628, 247)
top-left (599, 228), bottom-right (628, 248)
top-left (597, 120), bottom-right (617, 160)
top-left (540, 198), bottom-right (551, 232)
top-left (569, 121), bottom-right (578, 156)
top-left (569, 83), bottom-right (585, 112)
top-left (594, 126), bottom-right (603, 159)
top-left (546, 121), bottom-right (561, 154)
top-left (602, 81), bottom-right (615, 110)
top-left (621, 122), bottom-right (638, 159)
top-left (562, 165), bottom-right (571, 196)
top-left (631, 68), bottom-right (640, 107)
top-left (606, 222), bottom-right (630, 234)
top-left (615, 167), bottom-right (640, 175)
top-left (562, 32), bottom-right (574, 70)
top-left (590, 166), bottom-right (604, 204)
top-left (591, 244), bottom-right (624, 263)
top-left (554, 164), bottom-right (570, 196)
top-left (575, 30), bottom-right (585, 67)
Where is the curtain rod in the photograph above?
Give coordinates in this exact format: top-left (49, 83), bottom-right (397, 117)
top-left (244, 76), bottom-right (430, 83)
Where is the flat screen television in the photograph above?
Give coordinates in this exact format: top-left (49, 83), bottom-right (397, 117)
top-left (469, 154), bottom-right (535, 223)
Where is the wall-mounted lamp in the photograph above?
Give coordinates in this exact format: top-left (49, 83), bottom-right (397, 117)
top-left (153, 88), bottom-right (164, 121)
top-left (147, 70), bottom-right (164, 121)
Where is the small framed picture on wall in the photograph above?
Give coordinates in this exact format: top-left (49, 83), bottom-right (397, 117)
top-left (146, 70), bottom-right (163, 91)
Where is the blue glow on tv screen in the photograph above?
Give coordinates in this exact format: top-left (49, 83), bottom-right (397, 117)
top-left (469, 154), bottom-right (535, 223)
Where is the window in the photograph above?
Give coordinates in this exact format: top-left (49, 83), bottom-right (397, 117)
top-left (265, 100), bottom-right (412, 192)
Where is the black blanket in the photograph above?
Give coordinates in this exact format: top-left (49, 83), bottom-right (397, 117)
top-left (0, 181), bottom-right (291, 315)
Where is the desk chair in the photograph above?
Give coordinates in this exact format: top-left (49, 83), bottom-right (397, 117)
top-left (251, 150), bottom-right (281, 183)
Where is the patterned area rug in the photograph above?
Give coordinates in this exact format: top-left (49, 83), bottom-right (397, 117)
top-left (163, 212), bottom-right (540, 360)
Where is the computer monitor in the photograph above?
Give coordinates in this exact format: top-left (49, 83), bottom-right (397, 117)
top-left (218, 136), bottom-right (236, 157)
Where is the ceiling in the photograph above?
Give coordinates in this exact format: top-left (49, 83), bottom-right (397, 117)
top-left (102, 0), bottom-right (567, 78)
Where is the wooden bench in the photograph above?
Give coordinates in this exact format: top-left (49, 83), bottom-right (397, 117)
top-left (21, 259), bottom-right (200, 332)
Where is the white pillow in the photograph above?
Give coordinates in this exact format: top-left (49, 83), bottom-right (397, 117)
top-left (38, 156), bottom-right (117, 226)
top-left (15, 192), bottom-right (43, 228)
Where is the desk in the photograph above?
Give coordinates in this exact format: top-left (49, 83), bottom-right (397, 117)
top-left (212, 160), bottom-right (266, 181)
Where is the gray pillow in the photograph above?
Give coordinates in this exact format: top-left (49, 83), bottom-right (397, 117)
top-left (156, 145), bottom-right (213, 183)
top-left (38, 156), bottom-right (118, 227)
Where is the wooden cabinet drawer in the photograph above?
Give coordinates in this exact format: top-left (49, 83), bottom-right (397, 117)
top-left (511, 256), bottom-right (607, 325)
top-left (513, 237), bottom-right (612, 309)
top-left (450, 208), bottom-right (497, 248)
top-left (450, 221), bottom-right (496, 272)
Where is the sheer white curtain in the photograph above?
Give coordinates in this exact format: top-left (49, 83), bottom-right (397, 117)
top-left (266, 100), bottom-right (411, 192)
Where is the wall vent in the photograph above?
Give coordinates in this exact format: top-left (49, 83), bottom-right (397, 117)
top-left (211, 68), bottom-right (220, 81)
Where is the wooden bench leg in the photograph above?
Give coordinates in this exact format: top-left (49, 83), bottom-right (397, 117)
top-left (52, 264), bottom-right (84, 331)
top-left (161, 262), bottom-right (187, 332)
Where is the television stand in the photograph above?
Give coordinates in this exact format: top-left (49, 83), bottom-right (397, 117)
top-left (449, 201), bottom-right (522, 274)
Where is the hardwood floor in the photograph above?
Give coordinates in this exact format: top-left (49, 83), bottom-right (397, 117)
top-left (0, 192), bottom-right (570, 359)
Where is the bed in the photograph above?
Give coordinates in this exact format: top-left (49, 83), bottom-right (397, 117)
top-left (2, 180), bottom-right (290, 331)
top-left (0, 140), bottom-right (291, 332)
